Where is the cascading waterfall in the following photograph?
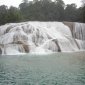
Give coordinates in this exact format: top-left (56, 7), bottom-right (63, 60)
top-left (0, 21), bottom-right (85, 55)
top-left (72, 23), bottom-right (85, 50)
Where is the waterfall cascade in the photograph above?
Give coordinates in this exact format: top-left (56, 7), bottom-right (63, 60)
top-left (0, 21), bottom-right (85, 55)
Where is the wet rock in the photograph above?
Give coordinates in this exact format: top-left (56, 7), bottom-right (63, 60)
top-left (0, 48), bottom-right (2, 54)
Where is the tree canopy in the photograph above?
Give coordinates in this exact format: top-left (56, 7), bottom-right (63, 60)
top-left (0, 0), bottom-right (85, 25)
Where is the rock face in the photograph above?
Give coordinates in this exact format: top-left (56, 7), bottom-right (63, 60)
top-left (0, 21), bottom-right (85, 55)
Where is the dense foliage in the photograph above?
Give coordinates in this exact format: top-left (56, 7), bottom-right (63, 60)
top-left (0, 0), bottom-right (85, 25)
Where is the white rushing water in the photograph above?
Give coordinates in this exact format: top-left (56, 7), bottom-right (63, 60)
top-left (0, 21), bottom-right (85, 55)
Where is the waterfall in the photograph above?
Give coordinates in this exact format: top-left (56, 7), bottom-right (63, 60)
top-left (73, 23), bottom-right (85, 40)
top-left (0, 21), bottom-right (85, 55)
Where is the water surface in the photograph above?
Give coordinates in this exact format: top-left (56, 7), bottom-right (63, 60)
top-left (0, 52), bottom-right (85, 85)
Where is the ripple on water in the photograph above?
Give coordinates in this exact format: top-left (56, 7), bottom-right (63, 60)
top-left (0, 52), bottom-right (85, 85)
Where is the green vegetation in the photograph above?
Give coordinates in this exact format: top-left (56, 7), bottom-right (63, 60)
top-left (0, 0), bottom-right (85, 25)
top-left (0, 5), bottom-right (22, 25)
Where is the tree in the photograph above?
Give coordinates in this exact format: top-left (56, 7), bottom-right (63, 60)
top-left (8, 6), bottom-right (23, 22)
top-left (33, 0), bottom-right (39, 3)
top-left (19, 0), bottom-right (30, 20)
top-left (40, 0), bottom-right (52, 3)
top-left (64, 4), bottom-right (79, 22)
top-left (23, 0), bottom-right (28, 3)
top-left (0, 5), bottom-right (8, 25)
top-left (81, 0), bottom-right (85, 22)
top-left (53, 0), bottom-right (65, 21)
top-left (0, 0), bottom-right (85, 25)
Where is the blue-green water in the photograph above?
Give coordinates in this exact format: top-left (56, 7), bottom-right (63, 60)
top-left (0, 52), bottom-right (85, 85)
